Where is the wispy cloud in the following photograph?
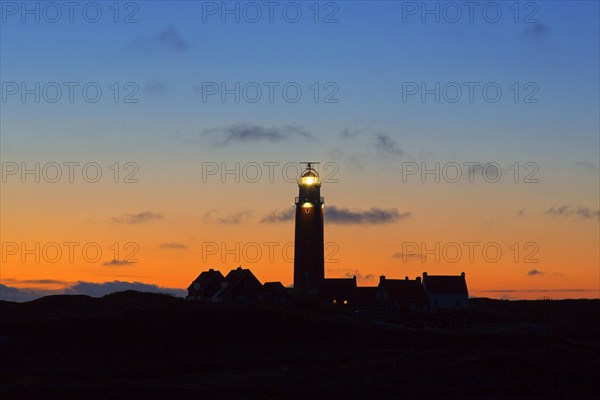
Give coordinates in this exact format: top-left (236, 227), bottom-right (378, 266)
top-left (524, 23), bottom-right (551, 40)
top-left (203, 210), bottom-right (252, 224)
top-left (479, 289), bottom-right (592, 293)
top-left (574, 161), bottom-right (598, 170)
top-left (159, 242), bottom-right (188, 250)
top-left (261, 206), bottom-right (409, 225)
top-left (113, 211), bottom-right (164, 224)
top-left (375, 133), bottom-right (405, 157)
top-left (340, 127), bottom-right (361, 138)
top-left (143, 80), bottom-right (169, 96)
top-left (392, 252), bottom-right (423, 260)
top-left (326, 206), bottom-right (410, 224)
top-left (200, 123), bottom-right (311, 146)
top-left (527, 268), bottom-right (544, 276)
top-left (327, 268), bottom-right (376, 283)
top-left (546, 205), bottom-right (600, 220)
top-left (1, 278), bottom-right (67, 287)
top-left (102, 259), bottom-right (136, 266)
top-left (129, 26), bottom-right (189, 53)
top-left (325, 147), bottom-right (365, 173)
top-left (260, 208), bottom-right (294, 223)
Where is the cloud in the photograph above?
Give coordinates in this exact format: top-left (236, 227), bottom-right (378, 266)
top-left (517, 208), bottom-right (526, 217)
top-left (325, 147), bottom-right (365, 173)
top-left (2, 279), bottom-right (66, 286)
top-left (327, 269), bottom-right (376, 283)
top-left (375, 133), bottom-right (405, 157)
top-left (200, 123), bottom-right (311, 146)
top-left (527, 268), bottom-right (544, 276)
top-left (130, 26), bottom-right (188, 53)
top-left (574, 207), bottom-right (600, 219)
top-left (261, 206), bottom-right (410, 225)
top-left (143, 80), bottom-right (169, 96)
top-left (546, 205), bottom-right (600, 220)
top-left (159, 242), bottom-right (188, 250)
top-left (67, 281), bottom-right (186, 298)
top-left (340, 128), bottom-right (361, 138)
top-left (574, 161), bottom-right (597, 170)
top-left (260, 208), bottom-right (294, 223)
top-left (326, 206), bottom-right (410, 224)
top-left (0, 284), bottom-right (54, 302)
top-left (0, 281), bottom-right (186, 302)
top-left (524, 23), bottom-right (551, 40)
top-left (344, 271), bottom-right (376, 283)
top-left (392, 252), bottom-right (423, 261)
top-left (479, 289), bottom-right (592, 293)
top-left (102, 259), bottom-right (136, 266)
top-left (113, 211), bottom-right (164, 224)
top-left (203, 210), bottom-right (252, 224)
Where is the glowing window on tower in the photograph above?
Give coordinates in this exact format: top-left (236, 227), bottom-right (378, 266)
top-left (302, 202), bottom-right (313, 214)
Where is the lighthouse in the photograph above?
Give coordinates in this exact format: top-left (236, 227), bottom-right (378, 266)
top-left (293, 162), bottom-right (325, 291)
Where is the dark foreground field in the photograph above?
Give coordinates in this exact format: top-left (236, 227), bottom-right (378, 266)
top-left (0, 292), bottom-right (598, 400)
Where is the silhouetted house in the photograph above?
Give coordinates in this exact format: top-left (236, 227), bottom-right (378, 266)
top-left (355, 287), bottom-right (378, 308)
top-left (377, 276), bottom-right (428, 313)
top-left (422, 272), bottom-right (469, 310)
top-left (212, 267), bottom-right (263, 304)
top-left (319, 277), bottom-right (357, 305)
top-left (187, 269), bottom-right (224, 302)
top-left (258, 282), bottom-right (289, 305)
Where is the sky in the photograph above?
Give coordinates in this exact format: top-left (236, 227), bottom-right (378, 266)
top-left (1, 0), bottom-right (599, 301)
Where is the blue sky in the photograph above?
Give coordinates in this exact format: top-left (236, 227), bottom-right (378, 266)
top-left (1, 1), bottom-right (598, 164)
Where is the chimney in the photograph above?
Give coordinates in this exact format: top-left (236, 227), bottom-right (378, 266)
top-left (353, 275), bottom-right (357, 281)
top-left (237, 266), bottom-right (243, 271)
top-left (461, 272), bottom-right (465, 277)
top-left (380, 275), bottom-right (386, 283)
top-left (209, 268), bottom-right (214, 272)
top-left (423, 272), bottom-right (427, 278)
top-left (416, 276), bottom-right (421, 284)
top-left (405, 276), bottom-right (409, 280)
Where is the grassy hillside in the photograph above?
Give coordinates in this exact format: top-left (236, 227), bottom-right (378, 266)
top-left (0, 292), bottom-right (598, 399)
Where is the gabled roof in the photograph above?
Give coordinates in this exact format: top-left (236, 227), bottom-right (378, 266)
top-left (262, 282), bottom-right (287, 293)
top-left (212, 267), bottom-right (263, 301)
top-left (422, 273), bottom-right (468, 295)
top-left (187, 269), bottom-right (224, 291)
top-left (223, 267), bottom-right (262, 288)
top-left (379, 278), bottom-right (428, 304)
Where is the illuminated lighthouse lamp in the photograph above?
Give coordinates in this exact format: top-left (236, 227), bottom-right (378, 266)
top-left (296, 164), bottom-right (324, 213)
top-left (299, 169), bottom-right (320, 186)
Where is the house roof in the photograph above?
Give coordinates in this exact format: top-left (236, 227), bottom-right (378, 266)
top-left (187, 269), bottom-right (224, 291)
top-left (262, 282), bottom-right (287, 292)
top-left (212, 267), bottom-right (263, 301)
top-left (379, 279), bottom-right (428, 304)
top-left (422, 274), bottom-right (468, 295)
top-left (223, 267), bottom-right (262, 287)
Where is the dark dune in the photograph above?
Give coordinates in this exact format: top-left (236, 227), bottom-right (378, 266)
top-left (0, 293), bottom-right (598, 399)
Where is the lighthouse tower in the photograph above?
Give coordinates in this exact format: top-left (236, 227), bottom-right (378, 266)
top-left (293, 162), bottom-right (325, 291)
